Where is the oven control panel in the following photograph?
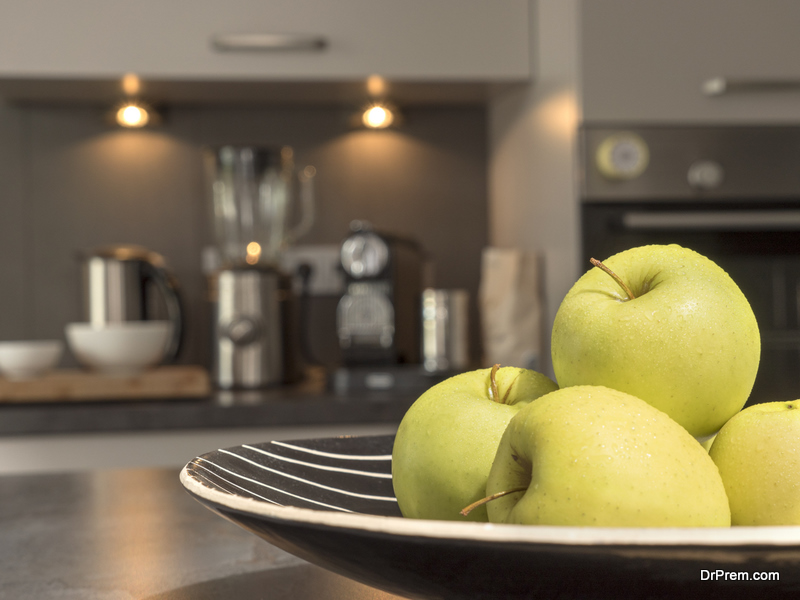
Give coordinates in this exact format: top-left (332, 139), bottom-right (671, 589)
top-left (581, 125), bottom-right (800, 201)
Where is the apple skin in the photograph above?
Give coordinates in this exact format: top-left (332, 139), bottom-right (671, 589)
top-left (485, 385), bottom-right (731, 527)
top-left (551, 244), bottom-right (760, 439)
top-left (392, 366), bottom-right (558, 522)
top-left (709, 400), bottom-right (800, 525)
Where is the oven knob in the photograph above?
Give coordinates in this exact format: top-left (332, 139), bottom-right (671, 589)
top-left (595, 133), bottom-right (650, 180)
top-left (687, 160), bottom-right (724, 190)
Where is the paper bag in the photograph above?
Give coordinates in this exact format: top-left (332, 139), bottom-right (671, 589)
top-left (479, 247), bottom-right (544, 371)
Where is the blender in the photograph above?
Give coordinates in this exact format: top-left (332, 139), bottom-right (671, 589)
top-left (205, 145), bottom-right (315, 388)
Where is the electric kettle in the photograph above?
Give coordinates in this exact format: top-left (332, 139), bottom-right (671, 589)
top-left (79, 245), bottom-right (184, 362)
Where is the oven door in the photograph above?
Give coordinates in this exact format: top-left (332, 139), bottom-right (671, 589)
top-left (582, 201), bottom-right (800, 406)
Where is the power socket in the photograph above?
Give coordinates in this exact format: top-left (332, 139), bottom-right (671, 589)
top-left (281, 245), bottom-right (345, 296)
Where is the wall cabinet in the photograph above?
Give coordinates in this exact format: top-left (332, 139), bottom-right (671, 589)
top-left (580, 0), bottom-right (800, 122)
top-left (0, 0), bottom-right (530, 83)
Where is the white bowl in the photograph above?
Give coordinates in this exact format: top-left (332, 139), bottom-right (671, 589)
top-left (0, 340), bottom-right (64, 380)
top-left (65, 321), bottom-right (173, 375)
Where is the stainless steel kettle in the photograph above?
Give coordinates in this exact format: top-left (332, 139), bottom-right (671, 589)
top-left (79, 245), bottom-right (184, 362)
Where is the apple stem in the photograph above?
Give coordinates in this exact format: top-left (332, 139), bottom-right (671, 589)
top-left (490, 364), bottom-right (500, 403)
top-left (460, 487), bottom-right (528, 517)
top-left (590, 257), bottom-right (636, 301)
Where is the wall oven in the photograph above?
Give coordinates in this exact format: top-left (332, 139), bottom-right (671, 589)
top-left (580, 125), bottom-right (800, 406)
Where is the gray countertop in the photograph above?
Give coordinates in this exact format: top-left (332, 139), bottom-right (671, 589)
top-left (0, 367), bottom-right (443, 437)
top-left (0, 466), bottom-right (407, 599)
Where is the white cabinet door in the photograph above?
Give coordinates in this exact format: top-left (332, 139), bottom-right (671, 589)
top-left (581, 0), bottom-right (800, 122)
top-left (0, 0), bottom-right (530, 82)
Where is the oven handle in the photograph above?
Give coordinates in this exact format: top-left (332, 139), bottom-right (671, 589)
top-left (622, 210), bottom-right (800, 231)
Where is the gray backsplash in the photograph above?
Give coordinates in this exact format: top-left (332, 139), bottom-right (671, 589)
top-left (0, 102), bottom-right (488, 369)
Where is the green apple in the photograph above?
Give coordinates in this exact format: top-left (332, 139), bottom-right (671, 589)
top-left (551, 244), bottom-right (760, 439)
top-left (709, 400), bottom-right (800, 525)
top-left (481, 385), bottom-right (731, 527)
top-left (392, 365), bottom-right (558, 522)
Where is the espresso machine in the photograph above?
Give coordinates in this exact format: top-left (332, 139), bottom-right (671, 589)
top-left (205, 145), bottom-right (314, 389)
top-left (329, 221), bottom-right (446, 393)
top-left (336, 221), bottom-right (425, 366)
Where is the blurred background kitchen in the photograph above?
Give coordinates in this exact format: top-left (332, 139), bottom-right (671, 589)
top-left (2, 0), bottom-right (800, 473)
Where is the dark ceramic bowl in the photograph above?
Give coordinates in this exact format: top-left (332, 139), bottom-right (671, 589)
top-left (181, 434), bottom-right (800, 600)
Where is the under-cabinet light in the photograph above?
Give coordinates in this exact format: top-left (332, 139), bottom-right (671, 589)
top-left (362, 103), bottom-right (395, 129)
top-left (115, 102), bottom-right (151, 128)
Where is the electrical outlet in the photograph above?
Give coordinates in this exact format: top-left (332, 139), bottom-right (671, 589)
top-left (281, 245), bottom-right (345, 296)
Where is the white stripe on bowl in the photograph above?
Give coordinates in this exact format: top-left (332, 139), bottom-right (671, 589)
top-left (192, 461), bottom-right (284, 507)
top-left (218, 449), bottom-right (397, 503)
top-left (241, 445), bottom-right (393, 479)
top-left (270, 440), bottom-right (393, 461)
top-left (197, 456), bottom-right (356, 513)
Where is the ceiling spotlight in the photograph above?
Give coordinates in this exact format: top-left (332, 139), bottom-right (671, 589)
top-left (115, 102), bottom-right (151, 128)
top-left (362, 104), bottom-right (395, 129)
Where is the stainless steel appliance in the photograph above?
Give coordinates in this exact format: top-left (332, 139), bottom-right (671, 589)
top-left (580, 125), bottom-right (800, 405)
top-left (205, 145), bottom-right (313, 388)
top-left (210, 266), bottom-right (301, 389)
top-left (421, 288), bottom-right (469, 373)
top-left (336, 222), bottom-right (425, 366)
top-left (79, 244), bottom-right (184, 362)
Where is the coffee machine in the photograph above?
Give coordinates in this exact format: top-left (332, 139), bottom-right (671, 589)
top-left (205, 145), bottom-right (314, 388)
top-left (336, 221), bottom-right (425, 366)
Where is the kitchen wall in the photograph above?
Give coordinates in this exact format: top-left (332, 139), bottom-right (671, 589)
top-left (0, 102), bottom-right (488, 368)
top-left (488, 0), bottom-right (581, 378)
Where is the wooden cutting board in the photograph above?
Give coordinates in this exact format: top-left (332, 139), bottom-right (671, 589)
top-left (0, 365), bottom-right (211, 403)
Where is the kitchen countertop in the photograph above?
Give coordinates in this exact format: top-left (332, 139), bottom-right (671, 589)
top-left (0, 466), bottom-right (407, 599)
top-left (0, 367), bottom-right (443, 437)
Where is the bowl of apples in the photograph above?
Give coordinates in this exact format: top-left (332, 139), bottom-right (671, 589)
top-left (181, 245), bottom-right (800, 599)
